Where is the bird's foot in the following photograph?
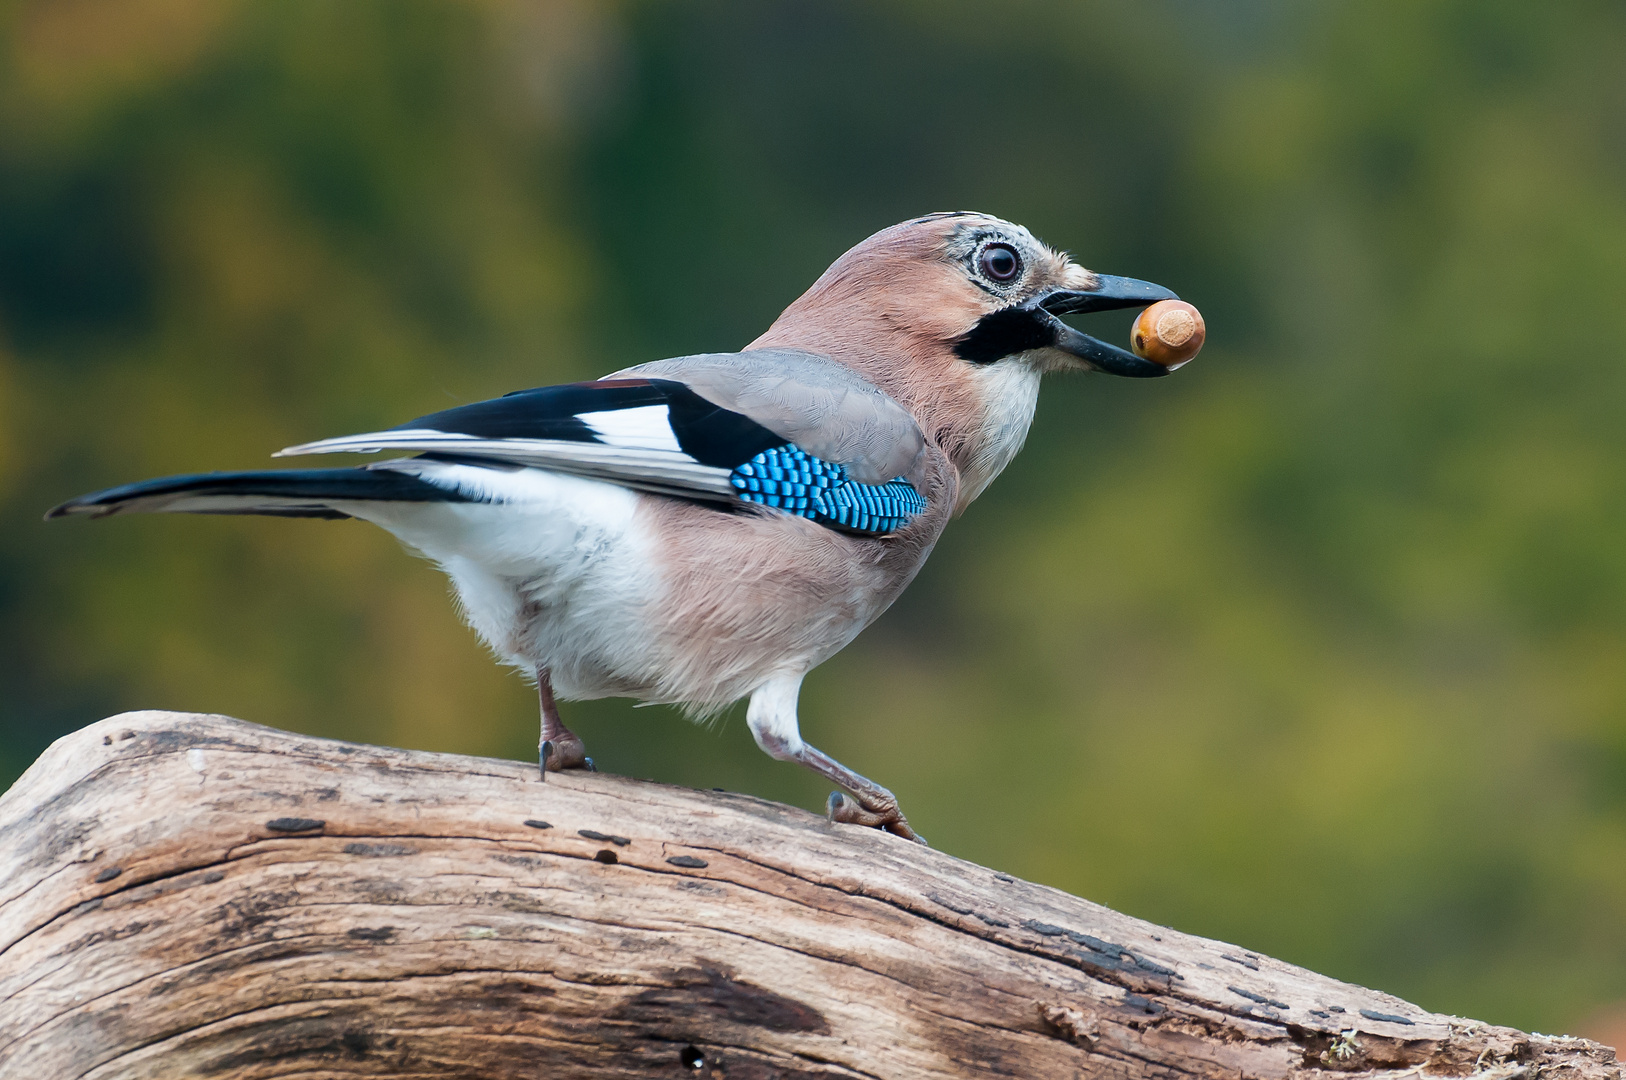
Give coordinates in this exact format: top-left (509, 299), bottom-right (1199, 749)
top-left (827, 790), bottom-right (926, 845)
top-left (539, 735), bottom-right (594, 779)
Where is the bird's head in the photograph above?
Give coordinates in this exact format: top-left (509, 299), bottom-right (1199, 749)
top-left (751, 212), bottom-right (1182, 509)
top-left (753, 211), bottom-right (1176, 384)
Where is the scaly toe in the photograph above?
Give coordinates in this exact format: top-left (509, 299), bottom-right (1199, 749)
top-left (826, 791), bottom-right (925, 845)
top-left (541, 736), bottom-right (590, 773)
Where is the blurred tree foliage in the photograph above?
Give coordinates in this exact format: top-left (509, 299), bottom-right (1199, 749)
top-left (2, 0), bottom-right (1624, 1036)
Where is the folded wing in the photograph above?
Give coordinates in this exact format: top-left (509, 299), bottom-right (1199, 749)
top-left (275, 348), bottom-right (930, 535)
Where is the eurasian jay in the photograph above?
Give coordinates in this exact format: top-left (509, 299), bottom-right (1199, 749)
top-left (50, 212), bottom-right (1186, 842)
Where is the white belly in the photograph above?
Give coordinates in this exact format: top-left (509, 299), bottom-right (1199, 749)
top-left (335, 458), bottom-right (935, 710)
top-left (335, 464), bottom-right (667, 699)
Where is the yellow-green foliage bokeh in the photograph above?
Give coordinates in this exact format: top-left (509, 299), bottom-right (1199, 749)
top-left (3, 0), bottom-right (1624, 1037)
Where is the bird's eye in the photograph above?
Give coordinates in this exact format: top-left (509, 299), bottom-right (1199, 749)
top-left (979, 243), bottom-right (1021, 283)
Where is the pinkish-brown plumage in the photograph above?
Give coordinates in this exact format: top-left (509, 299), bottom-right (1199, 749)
top-left (51, 211), bottom-right (1185, 843)
top-left (753, 213), bottom-right (1094, 509)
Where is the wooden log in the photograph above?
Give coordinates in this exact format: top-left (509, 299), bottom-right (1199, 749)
top-left (0, 711), bottom-right (1616, 1080)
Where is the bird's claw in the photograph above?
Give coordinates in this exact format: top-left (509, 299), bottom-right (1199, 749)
top-left (827, 791), bottom-right (926, 845)
top-left (540, 736), bottom-right (592, 778)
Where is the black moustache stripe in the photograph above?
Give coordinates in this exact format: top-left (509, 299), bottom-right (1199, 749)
top-left (953, 306), bottom-right (1054, 365)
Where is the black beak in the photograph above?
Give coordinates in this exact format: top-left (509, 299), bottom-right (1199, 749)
top-left (1042, 274), bottom-right (1179, 315)
top-left (1035, 275), bottom-right (1180, 378)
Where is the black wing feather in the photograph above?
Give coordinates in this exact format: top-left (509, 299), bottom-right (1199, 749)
top-left (660, 389), bottom-right (783, 467)
top-left (400, 380), bottom-right (665, 442)
top-left (47, 468), bottom-right (468, 520)
top-left (396, 377), bottom-right (782, 469)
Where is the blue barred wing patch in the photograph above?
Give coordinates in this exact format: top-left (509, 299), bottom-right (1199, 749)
top-left (728, 444), bottom-right (926, 535)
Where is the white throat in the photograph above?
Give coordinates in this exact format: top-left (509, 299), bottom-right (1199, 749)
top-left (957, 359), bottom-right (1042, 511)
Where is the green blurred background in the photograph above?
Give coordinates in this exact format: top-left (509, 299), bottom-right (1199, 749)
top-left (3, 0), bottom-right (1625, 1040)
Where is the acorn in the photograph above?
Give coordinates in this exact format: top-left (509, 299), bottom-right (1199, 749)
top-left (1131, 300), bottom-right (1205, 369)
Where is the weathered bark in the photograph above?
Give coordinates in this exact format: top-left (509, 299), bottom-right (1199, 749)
top-left (0, 711), bottom-right (1616, 1080)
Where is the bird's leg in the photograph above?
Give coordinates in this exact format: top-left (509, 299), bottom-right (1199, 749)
top-left (537, 667), bottom-right (593, 778)
top-left (806, 748), bottom-right (924, 844)
top-left (746, 674), bottom-right (924, 844)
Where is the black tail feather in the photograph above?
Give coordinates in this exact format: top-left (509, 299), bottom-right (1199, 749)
top-left (47, 467), bottom-right (467, 520)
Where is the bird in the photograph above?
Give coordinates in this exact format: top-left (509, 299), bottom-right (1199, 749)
top-left (49, 212), bottom-right (1186, 843)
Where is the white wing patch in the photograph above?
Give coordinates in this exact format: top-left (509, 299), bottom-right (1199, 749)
top-left (577, 405), bottom-right (684, 452)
